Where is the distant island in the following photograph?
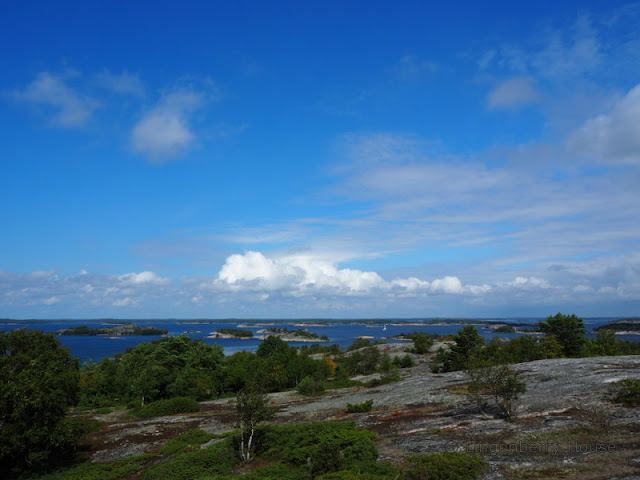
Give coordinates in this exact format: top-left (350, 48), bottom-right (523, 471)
top-left (257, 327), bottom-right (329, 342)
top-left (58, 324), bottom-right (168, 336)
top-left (595, 318), bottom-right (640, 334)
top-left (208, 327), bottom-right (254, 339)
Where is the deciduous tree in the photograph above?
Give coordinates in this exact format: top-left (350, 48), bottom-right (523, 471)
top-left (0, 330), bottom-right (80, 475)
top-left (235, 385), bottom-right (273, 462)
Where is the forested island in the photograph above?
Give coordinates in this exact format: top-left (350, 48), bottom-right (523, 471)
top-left (256, 327), bottom-right (330, 342)
top-left (208, 327), bottom-right (254, 338)
top-left (595, 318), bottom-right (640, 334)
top-left (58, 324), bottom-right (168, 336)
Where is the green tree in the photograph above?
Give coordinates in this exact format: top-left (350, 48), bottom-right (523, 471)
top-left (407, 332), bottom-right (435, 354)
top-left (505, 335), bottom-right (548, 363)
top-left (254, 336), bottom-right (330, 392)
top-left (466, 361), bottom-right (526, 420)
top-left (79, 335), bottom-right (225, 407)
top-left (537, 313), bottom-right (586, 357)
top-left (224, 350), bottom-right (260, 392)
top-left (235, 385), bottom-right (273, 462)
top-left (582, 329), bottom-right (622, 357)
top-left (436, 326), bottom-right (485, 372)
top-left (0, 330), bottom-right (80, 475)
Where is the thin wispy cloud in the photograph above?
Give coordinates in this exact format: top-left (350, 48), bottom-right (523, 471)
top-left (488, 14), bottom-right (603, 80)
top-left (390, 54), bottom-right (439, 79)
top-left (94, 69), bottom-right (145, 96)
top-left (567, 83), bottom-right (640, 165)
top-left (10, 71), bottom-right (99, 127)
top-left (487, 77), bottom-right (540, 109)
top-left (131, 89), bottom-right (210, 162)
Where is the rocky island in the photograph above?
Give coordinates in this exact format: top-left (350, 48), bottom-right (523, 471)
top-left (255, 327), bottom-right (330, 342)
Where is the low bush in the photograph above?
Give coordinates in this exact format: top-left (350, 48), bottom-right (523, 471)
top-left (35, 454), bottom-right (154, 480)
top-left (346, 338), bottom-right (386, 351)
top-left (610, 379), bottom-right (640, 407)
top-left (364, 372), bottom-right (401, 388)
top-left (393, 354), bottom-right (415, 368)
top-left (320, 460), bottom-right (401, 479)
top-left (346, 399), bottom-right (374, 413)
top-left (297, 375), bottom-right (325, 396)
top-left (324, 377), bottom-right (363, 390)
top-left (406, 332), bottom-right (435, 354)
top-left (160, 428), bottom-right (216, 455)
top-left (92, 407), bottom-right (113, 414)
top-left (404, 452), bottom-right (489, 480)
top-left (131, 397), bottom-right (200, 418)
top-left (259, 422), bottom-right (378, 477)
top-left (142, 439), bottom-right (238, 480)
top-left (241, 463), bottom-right (309, 479)
top-left (466, 362), bottom-right (526, 420)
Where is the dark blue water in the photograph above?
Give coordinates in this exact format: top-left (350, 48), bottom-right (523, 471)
top-left (0, 318), bottom-right (633, 363)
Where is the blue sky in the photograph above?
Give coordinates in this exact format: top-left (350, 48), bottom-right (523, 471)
top-left (2, 1), bottom-right (640, 319)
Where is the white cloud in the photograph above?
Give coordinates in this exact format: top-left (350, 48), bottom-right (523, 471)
top-left (487, 77), bottom-right (539, 109)
top-left (390, 277), bottom-right (429, 291)
top-left (216, 251), bottom-right (496, 298)
top-left (118, 271), bottom-right (170, 285)
top-left (1, 253), bottom-right (640, 316)
top-left (218, 251), bottom-right (384, 293)
top-left (11, 71), bottom-right (99, 127)
top-left (113, 297), bottom-right (135, 307)
top-left (500, 277), bottom-right (551, 290)
top-left (131, 90), bottom-right (209, 161)
top-left (430, 276), bottom-right (464, 294)
top-left (567, 83), bottom-right (640, 164)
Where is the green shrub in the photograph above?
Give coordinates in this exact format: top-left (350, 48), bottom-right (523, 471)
top-left (297, 375), bottom-right (325, 396)
top-left (160, 428), bottom-right (216, 455)
top-left (406, 332), bottom-right (435, 354)
top-left (259, 422), bottom-right (378, 476)
top-left (324, 377), bottom-right (363, 390)
top-left (364, 371), bottom-right (400, 388)
top-left (346, 400), bottom-right (374, 413)
top-left (405, 452), bottom-right (489, 480)
top-left (610, 379), bottom-right (640, 407)
top-left (131, 396), bottom-right (200, 418)
top-left (347, 338), bottom-right (373, 351)
top-left (92, 407), bottom-right (113, 414)
top-left (36, 454), bottom-right (154, 480)
top-left (466, 362), bottom-right (526, 420)
top-left (319, 460), bottom-right (401, 479)
top-left (243, 463), bottom-right (310, 479)
top-left (142, 438), bottom-right (238, 480)
top-left (393, 354), bottom-right (415, 368)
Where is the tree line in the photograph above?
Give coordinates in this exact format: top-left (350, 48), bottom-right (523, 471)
top-left (433, 313), bottom-right (640, 374)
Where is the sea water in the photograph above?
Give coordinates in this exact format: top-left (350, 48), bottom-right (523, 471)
top-left (0, 318), bottom-right (632, 363)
